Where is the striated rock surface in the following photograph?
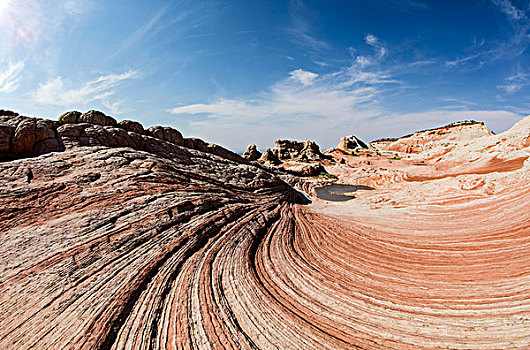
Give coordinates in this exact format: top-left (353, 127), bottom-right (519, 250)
top-left (1, 111), bottom-right (529, 349)
top-left (243, 144), bottom-right (262, 161)
top-left (370, 120), bottom-right (493, 154)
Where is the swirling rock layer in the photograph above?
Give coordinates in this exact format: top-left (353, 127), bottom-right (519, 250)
top-left (1, 113), bottom-right (529, 349)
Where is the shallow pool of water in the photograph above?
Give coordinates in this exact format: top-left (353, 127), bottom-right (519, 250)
top-left (314, 184), bottom-right (374, 201)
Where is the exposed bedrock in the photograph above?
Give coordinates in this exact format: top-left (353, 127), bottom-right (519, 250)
top-left (242, 144), bottom-right (262, 161)
top-left (336, 134), bottom-right (369, 152)
top-left (0, 139), bottom-right (305, 349)
top-left (370, 120), bottom-right (494, 154)
top-left (272, 139), bottom-right (328, 161)
top-left (0, 111), bottom-right (529, 349)
top-left (1, 110), bottom-right (244, 164)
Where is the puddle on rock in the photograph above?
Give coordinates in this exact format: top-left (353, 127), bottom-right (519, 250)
top-left (314, 184), bottom-right (374, 201)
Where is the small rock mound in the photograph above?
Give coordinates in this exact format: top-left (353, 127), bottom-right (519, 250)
top-left (78, 110), bottom-right (117, 127)
top-left (337, 135), bottom-right (369, 152)
top-left (259, 148), bottom-right (280, 164)
top-left (243, 144), bottom-right (262, 161)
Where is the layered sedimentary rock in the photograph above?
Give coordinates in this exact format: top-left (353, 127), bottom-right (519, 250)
top-left (370, 120), bottom-right (493, 154)
top-left (272, 139), bottom-right (327, 161)
top-left (1, 111), bottom-right (529, 349)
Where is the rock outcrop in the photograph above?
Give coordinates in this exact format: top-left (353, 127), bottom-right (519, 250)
top-left (370, 120), bottom-right (493, 154)
top-left (78, 110), bottom-right (117, 126)
top-left (119, 119), bottom-right (145, 134)
top-left (148, 126), bottom-right (183, 145)
top-left (285, 162), bottom-right (325, 176)
top-left (1, 110), bottom-right (529, 349)
top-left (272, 139), bottom-right (327, 161)
top-left (243, 144), bottom-right (262, 161)
top-left (1, 110), bottom-right (246, 164)
top-left (0, 113), bottom-right (63, 160)
top-left (337, 134), bottom-right (369, 152)
top-left (258, 148), bottom-right (280, 164)
top-left (58, 111), bottom-right (82, 124)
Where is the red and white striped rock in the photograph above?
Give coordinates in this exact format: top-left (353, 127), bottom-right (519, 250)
top-left (0, 113), bottom-right (528, 349)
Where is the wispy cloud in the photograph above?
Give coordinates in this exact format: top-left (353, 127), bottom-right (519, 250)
top-left (491, 0), bottom-right (530, 49)
top-left (35, 70), bottom-right (138, 108)
top-left (0, 61), bottom-right (25, 93)
top-left (110, 4), bottom-right (174, 59)
top-left (445, 52), bottom-right (483, 68)
top-left (385, 0), bottom-right (428, 11)
top-left (442, 1), bottom-right (530, 71)
top-left (287, 0), bottom-right (329, 53)
top-left (169, 51), bottom-right (398, 148)
top-left (497, 71), bottom-right (530, 93)
top-left (408, 59), bottom-right (437, 67)
top-left (364, 34), bottom-right (387, 59)
top-left (492, 0), bottom-right (526, 21)
top-left (365, 34), bottom-right (378, 46)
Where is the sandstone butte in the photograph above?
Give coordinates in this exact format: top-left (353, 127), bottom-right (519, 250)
top-left (0, 109), bottom-right (529, 349)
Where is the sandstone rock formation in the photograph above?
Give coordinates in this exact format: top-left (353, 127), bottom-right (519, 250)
top-left (284, 162), bottom-right (325, 176)
top-left (370, 120), bottom-right (493, 154)
top-left (58, 111), bottom-right (82, 124)
top-left (258, 148), bottom-right (280, 164)
top-left (119, 119), bottom-right (145, 134)
top-left (79, 110), bottom-right (117, 126)
top-left (148, 126), bottom-right (183, 145)
top-left (1, 110), bottom-right (529, 349)
top-left (0, 112), bottom-right (63, 160)
top-left (243, 144), bottom-right (261, 161)
top-left (337, 134), bottom-right (369, 152)
top-left (272, 139), bottom-right (327, 161)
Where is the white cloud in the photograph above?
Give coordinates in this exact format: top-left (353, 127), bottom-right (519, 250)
top-left (35, 70), bottom-right (137, 107)
top-left (169, 57), bottom-right (397, 149)
top-left (287, 0), bottom-right (329, 52)
top-left (363, 34), bottom-right (387, 59)
top-left (492, 0), bottom-right (526, 21)
top-left (289, 69), bottom-right (318, 86)
top-left (0, 61), bottom-right (24, 93)
top-left (497, 72), bottom-right (529, 93)
top-left (365, 34), bottom-right (378, 46)
top-left (110, 4), bottom-right (173, 60)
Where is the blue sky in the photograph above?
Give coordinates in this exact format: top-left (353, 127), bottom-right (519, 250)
top-left (1, 0), bottom-right (529, 150)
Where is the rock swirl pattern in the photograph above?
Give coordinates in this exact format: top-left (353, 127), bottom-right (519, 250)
top-left (1, 113), bottom-right (529, 349)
